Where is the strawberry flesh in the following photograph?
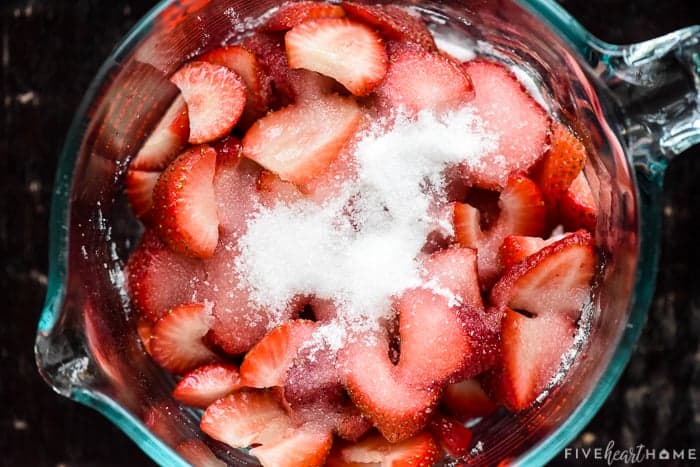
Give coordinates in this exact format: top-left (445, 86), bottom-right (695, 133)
top-left (173, 363), bottom-right (242, 408)
top-left (538, 123), bottom-right (587, 204)
top-left (336, 431), bottom-right (440, 465)
top-left (427, 413), bottom-right (473, 458)
top-left (125, 169), bottom-right (161, 223)
top-left (249, 424), bottom-right (334, 467)
top-left (559, 172), bottom-right (597, 232)
top-left (442, 379), bottom-right (498, 420)
top-left (130, 95), bottom-right (189, 171)
top-left (263, 1), bottom-right (346, 32)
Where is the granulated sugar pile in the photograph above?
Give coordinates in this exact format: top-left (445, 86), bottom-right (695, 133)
top-left (235, 107), bottom-right (497, 350)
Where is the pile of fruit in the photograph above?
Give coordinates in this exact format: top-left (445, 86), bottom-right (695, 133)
top-left (125, 2), bottom-right (598, 465)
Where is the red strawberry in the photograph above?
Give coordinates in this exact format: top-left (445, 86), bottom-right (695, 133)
top-left (130, 95), bottom-right (189, 171)
top-left (453, 173), bottom-right (546, 285)
top-left (240, 320), bottom-right (318, 388)
top-left (488, 308), bottom-right (575, 410)
top-left (173, 363), bottom-right (242, 408)
top-left (152, 145), bottom-right (219, 258)
top-left (375, 45), bottom-right (473, 115)
top-left (263, 1), bottom-right (346, 31)
top-left (490, 230), bottom-right (596, 321)
top-left (289, 69), bottom-right (342, 103)
top-left (249, 425), bottom-right (334, 467)
top-left (200, 390), bottom-right (293, 448)
top-left (499, 233), bottom-right (569, 271)
top-left (257, 170), bottom-right (304, 206)
top-left (442, 379), bottom-right (498, 420)
top-left (333, 431), bottom-right (440, 466)
top-left (427, 413), bottom-right (473, 458)
top-left (150, 303), bottom-right (218, 374)
top-left (125, 169), bottom-right (160, 222)
top-left (342, 2), bottom-right (437, 51)
top-left (334, 407), bottom-right (373, 442)
top-left (170, 61), bottom-right (246, 143)
top-left (242, 94), bottom-right (361, 186)
top-left (175, 439), bottom-right (226, 467)
top-left (136, 318), bottom-right (154, 356)
top-left (241, 32), bottom-right (297, 104)
top-left (559, 172), bottom-right (597, 232)
top-left (419, 247), bottom-right (484, 310)
top-left (285, 18), bottom-right (388, 96)
top-left (125, 229), bottom-right (206, 322)
top-left (213, 150), bottom-right (262, 237)
top-left (460, 60), bottom-right (548, 189)
top-left (538, 123), bottom-right (587, 203)
top-left (198, 46), bottom-right (272, 124)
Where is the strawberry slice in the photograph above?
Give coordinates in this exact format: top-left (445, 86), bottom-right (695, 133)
top-left (201, 390), bottom-right (293, 448)
top-left (488, 308), bottom-right (575, 410)
top-left (198, 46), bottom-right (272, 125)
top-left (375, 45), bottom-right (473, 115)
top-left (257, 170), bottom-right (304, 207)
top-left (125, 169), bottom-right (160, 222)
top-left (334, 431), bottom-right (440, 465)
top-left (285, 18), bottom-right (388, 96)
top-left (499, 233), bottom-right (570, 271)
top-left (249, 425), bottom-right (334, 467)
top-left (152, 145), bottom-right (219, 258)
top-left (453, 173), bottom-right (546, 286)
top-left (173, 363), bottom-right (242, 408)
top-left (150, 303), bottom-right (218, 374)
top-left (241, 32), bottom-right (297, 105)
top-left (243, 94), bottom-right (361, 186)
top-left (461, 60), bottom-right (548, 189)
top-left (126, 229), bottom-right (206, 322)
top-left (170, 61), bottom-right (246, 143)
top-left (427, 413), bottom-right (473, 458)
top-left (175, 439), bottom-right (226, 467)
top-left (342, 2), bottom-right (437, 51)
top-left (442, 379), bottom-right (498, 420)
top-left (334, 407), bottom-right (373, 442)
top-left (559, 172), bottom-right (597, 232)
top-left (538, 123), bottom-right (587, 204)
top-left (490, 230), bottom-right (596, 321)
top-left (420, 247), bottom-right (484, 310)
top-left (130, 95), bottom-right (189, 171)
top-left (263, 1), bottom-right (346, 31)
top-left (213, 148), bottom-right (262, 237)
top-left (240, 320), bottom-right (317, 388)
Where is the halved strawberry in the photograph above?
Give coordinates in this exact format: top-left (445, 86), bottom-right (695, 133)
top-left (559, 172), bottom-right (597, 232)
top-left (199, 46), bottom-right (272, 125)
top-left (243, 94), bottom-right (361, 186)
top-left (152, 145), bottom-right (219, 258)
top-left (488, 308), bottom-right (575, 410)
top-left (130, 95), bottom-right (189, 171)
top-left (126, 229), bottom-right (206, 322)
top-left (125, 169), bottom-right (160, 222)
top-left (460, 60), bottom-right (548, 189)
top-left (442, 379), bottom-right (498, 420)
top-left (240, 320), bottom-right (318, 388)
top-left (241, 32), bottom-right (297, 104)
top-left (289, 69), bottom-right (342, 103)
top-left (427, 413), bottom-right (473, 458)
top-left (375, 45), bottom-right (473, 115)
top-left (213, 150), bottom-right (261, 237)
top-left (175, 439), bottom-right (226, 467)
top-left (454, 173), bottom-right (546, 285)
top-left (286, 18), bottom-right (388, 96)
top-left (150, 303), bottom-right (218, 374)
top-left (173, 363), bottom-right (242, 408)
top-left (334, 406), bottom-right (373, 442)
top-left (420, 247), bottom-right (483, 310)
top-left (538, 123), bottom-right (587, 204)
top-left (257, 170), bottom-right (304, 207)
top-left (490, 230), bottom-right (596, 321)
top-left (250, 425), bottom-right (334, 467)
top-left (263, 1), bottom-right (346, 31)
top-left (342, 2), bottom-right (437, 51)
top-left (334, 431), bottom-right (440, 465)
top-left (499, 233), bottom-right (569, 271)
top-left (201, 390), bottom-right (293, 448)
top-left (170, 61), bottom-right (246, 143)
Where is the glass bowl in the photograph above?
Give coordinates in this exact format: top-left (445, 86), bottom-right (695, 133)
top-left (35, 0), bottom-right (700, 465)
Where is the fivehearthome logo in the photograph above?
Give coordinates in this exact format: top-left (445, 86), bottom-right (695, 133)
top-left (564, 441), bottom-right (697, 465)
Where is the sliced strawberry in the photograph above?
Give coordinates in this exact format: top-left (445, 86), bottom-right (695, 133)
top-left (286, 18), bottom-right (388, 96)
top-left (125, 169), bottom-right (160, 222)
top-left (375, 46), bottom-right (473, 115)
top-left (342, 2), bottom-right (437, 51)
top-left (488, 308), bottom-right (575, 410)
top-left (538, 123), bottom-right (587, 204)
top-left (499, 233), bottom-right (570, 271)
top-left (420, 247), bottom-right (483, 310)
top-left (282, 343), bottom-right (345, 411)
top-left (263, 1), bottom-right (346, 31)
top-left (453, 173), bottom-right (546, 286)
top-left (175, 439), bottom-right (226, 467)
top-left (336, 431), bottom-right (440, 466)
top-left (250, 425), bottom-right (333, 467)
top-left (150, 303), bottom-right (218, 374)
top-left (198, 46), bottom-right (272, 124)
top-left (170, 61), bottom-right (246, 143)
top-left (240, 320), bottom-right (318, 388)
top-left (241, 32), bottom-right (297, 104)
top-left (442, 379), bottom-right (498, 420)
top-left (427, 413), bottom-right (473, 458)
top-left (560, 172), bottom-right (597, 232)
top-left (213, 150), bottom-right (261, 237)
top-left (126, 229), bottom-right (206, 322)
top-left (130, 95), bottom-right (189, 171)
top-left (243, 94), bottom-right (361, 186)
top-left (490, 230), bottom-right (596, 321)
top-left (257, 170), bottom-right (304, 206)
top-left (136, 318), bottom-right (154, 355)
top-left (461, 60), bottom-right (548, 189)
top-left (173, 363), bottom-right (242, 408)
top-left (334, 406), bottom-right (373, 442)
top-left (289, 69), bottom-right (342, 103)
top-left (152, 145), bottom-right (219, 258)
top-left (201, 390), bottom-right (293, 448)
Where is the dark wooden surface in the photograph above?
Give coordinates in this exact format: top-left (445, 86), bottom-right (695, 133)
top-left (1, 1), bottom-right (698, 466)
